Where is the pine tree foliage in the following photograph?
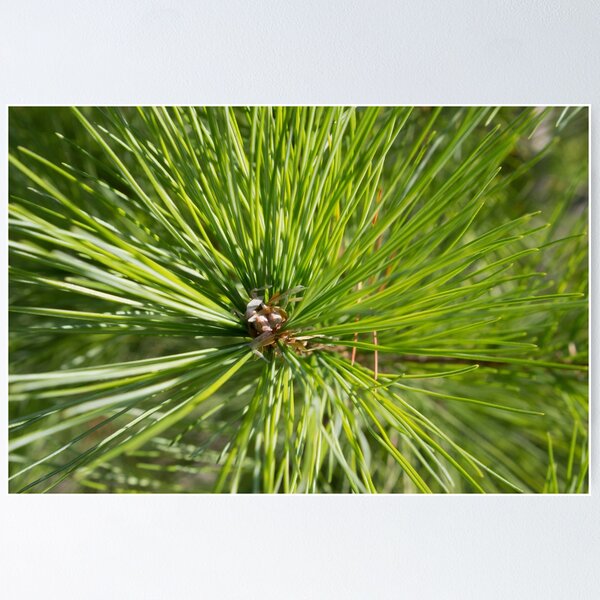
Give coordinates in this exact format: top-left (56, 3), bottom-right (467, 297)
top-left (8, 106), bottom-right (588, 493)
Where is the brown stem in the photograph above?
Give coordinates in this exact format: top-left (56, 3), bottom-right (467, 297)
top-left (351, 330), bottom-right (358, 366)
top-left (373, 330), bottom-right (379, 380)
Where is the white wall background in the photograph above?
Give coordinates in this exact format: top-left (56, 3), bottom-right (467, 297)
top-left (1, 2), bottom-right (597, 598)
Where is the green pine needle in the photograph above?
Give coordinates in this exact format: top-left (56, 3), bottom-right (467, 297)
top-left (8, 106), bottom-right (588, 493)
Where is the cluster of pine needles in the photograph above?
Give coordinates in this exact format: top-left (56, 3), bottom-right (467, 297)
top-left (8, 106), bottom-right (588, 493)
